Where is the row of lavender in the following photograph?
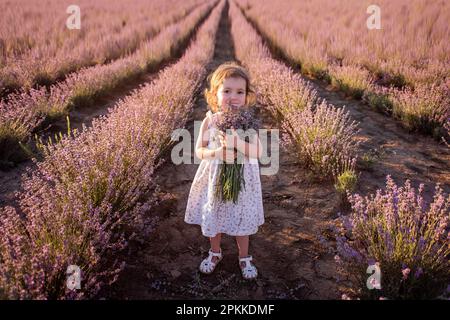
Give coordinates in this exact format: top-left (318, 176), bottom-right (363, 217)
top-left (229, 0), bottom-right (360, 185)
top-left (0, 0), bottom-right (224, 299)
top-left (0, 0), bottom-right (201, 94)
top-left (229, 0), bottom-right (449, 299)
top-left (0, 0), bottom-right (216, 166)
top-left (235, 0), bottom-right (450, 143)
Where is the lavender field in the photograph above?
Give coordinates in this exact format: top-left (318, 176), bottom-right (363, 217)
top-left (0, 0), bottom-right (449, 300)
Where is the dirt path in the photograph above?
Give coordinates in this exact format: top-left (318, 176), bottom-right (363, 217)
top-left (107, 2), bottom-right (344, 300)
top-left (309, 78), bottom-right (450, 201)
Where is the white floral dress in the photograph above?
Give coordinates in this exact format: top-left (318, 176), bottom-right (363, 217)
top-left (184, 110), bottom-right (265, 237)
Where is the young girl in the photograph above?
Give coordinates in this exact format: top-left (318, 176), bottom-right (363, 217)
top-left (184, 61), bottom-right (265, 280)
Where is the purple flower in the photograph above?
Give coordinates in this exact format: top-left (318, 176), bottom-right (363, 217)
top-left (213, 107), bottom-right (261, 203)
top-left (414, 268), bottom-right (423, 279)
top-left (214, 107), bottom-right (261, 135)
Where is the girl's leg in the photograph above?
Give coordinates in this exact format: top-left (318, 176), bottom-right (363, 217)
top-left (209, 233), bottom-right (222, 263)
top-left (236, 236), bottom-right (258, 279)
top-left (235, 235), bottom-right (250, 268)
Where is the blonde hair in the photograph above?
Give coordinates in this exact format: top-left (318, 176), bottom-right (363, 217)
top-left (204, 61), bottom-right (257, 113)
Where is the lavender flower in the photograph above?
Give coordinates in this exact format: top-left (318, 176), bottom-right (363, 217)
top-left (214, 107), bottom-right (261, 135)
top-left (334, 175), bottom-right (449, 299)
top-left (414, 268), bottom-right (423, 279)
top-left (213, 107), bottom-right (261, 203)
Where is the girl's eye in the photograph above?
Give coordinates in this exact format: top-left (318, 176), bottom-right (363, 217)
top-left (238, 91), bottom-right (244, 94)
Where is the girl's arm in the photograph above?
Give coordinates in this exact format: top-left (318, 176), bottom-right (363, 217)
top-left (195, 116), bottom-right (217, 160)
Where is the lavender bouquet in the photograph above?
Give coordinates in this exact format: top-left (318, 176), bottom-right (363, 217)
top-left (212, 107), bottom-right (261, 203)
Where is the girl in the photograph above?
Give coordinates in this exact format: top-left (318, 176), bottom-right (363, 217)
top-left (184, 61), bottom-right (265, 280)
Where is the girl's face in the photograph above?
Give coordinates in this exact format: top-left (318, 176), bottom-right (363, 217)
top-left (216, 76), bottom-right (247, 112)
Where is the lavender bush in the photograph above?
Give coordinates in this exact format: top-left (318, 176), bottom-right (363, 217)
top-left (389, 83), bottom-right (450, 138)
top-left (362, 86), bottom-right (394, 116)
top-left (334, 157), bottom-right (359, 208)
top-left (0, 0), bottom-right (216, 165)
top-left (283, 101), bottom-right (360, 180)
top-left (329, 64), bottom-right (375, 99)
top-left (229, 0), bottom-right (360, 181)
top-left (335, 175), bottom-right (450, 299)
top-left (0, 0), bottom-right (202, 94)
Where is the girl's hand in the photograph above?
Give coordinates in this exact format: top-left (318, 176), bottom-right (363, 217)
top-left (229, 129), bottom-right (240, 145)
top-left (218, 129), bottom-right (239, 147)
top-left (216, 132), bottom-right (237, 163)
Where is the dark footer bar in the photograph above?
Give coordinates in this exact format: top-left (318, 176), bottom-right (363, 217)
top-left (1, 299), bottom-right (446, 318)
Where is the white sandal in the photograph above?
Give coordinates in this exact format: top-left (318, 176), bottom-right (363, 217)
top-left (239, 255), bottom-right (258, 280)
top-left (199, 248), bottom-right (223, 274)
